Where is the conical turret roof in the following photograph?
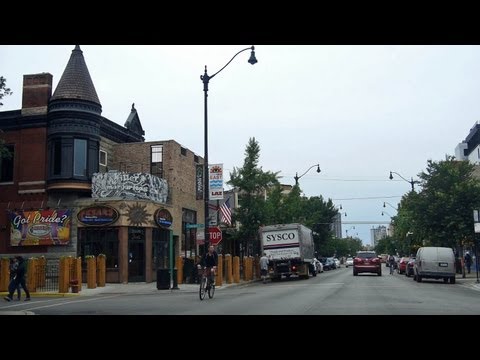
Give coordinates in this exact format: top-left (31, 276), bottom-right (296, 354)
top-left (51, 45), bottom-right (100, 105)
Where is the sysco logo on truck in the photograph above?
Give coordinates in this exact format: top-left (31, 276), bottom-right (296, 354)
top-left (265, 232), bottom-right (296, 241)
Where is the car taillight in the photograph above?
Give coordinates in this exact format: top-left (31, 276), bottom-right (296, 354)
top-left (372, 258), bottom-right (379, 263)
top-left (291, 265), bottom-right (296, 271)
top-left (354, 258), bottom-right (361, 264)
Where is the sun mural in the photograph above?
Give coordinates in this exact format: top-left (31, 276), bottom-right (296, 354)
top-left (126, 203), bottom-right (149, 226)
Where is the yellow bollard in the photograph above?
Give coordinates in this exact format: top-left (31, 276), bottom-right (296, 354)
top-left (216, 255), bottom-right (223, 286)
top-left (233, 256), bottom-right (240, 283)
top-left (225, 255), bottom-right (233, 284)
top-left (26, 258), bottom-right (37, 293)
top-left (58, 257), bottom-right (69, 293)
top-left (76, 257), bottom-right (82, 291)
top-left (0, 258), bottom-right (10, 292)
top-left (86, 256), bottom-right (97, 289)
top-left (38, 256), bottom-right (46, 287)
top-left (97, 254), bottom-right (106, 287)
top-left (176, 256), bottom-right (183, 285)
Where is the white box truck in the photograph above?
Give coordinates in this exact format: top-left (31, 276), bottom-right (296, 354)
top-left (260, 223), bottom-right (315, 281)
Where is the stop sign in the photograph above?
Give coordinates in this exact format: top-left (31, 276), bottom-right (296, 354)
top-left (208, 226), bottom-right (222, 246)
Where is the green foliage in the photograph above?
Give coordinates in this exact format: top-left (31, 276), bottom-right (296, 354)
top-left (0, 76), bottom-right (12, 107)
top-left (228, 137), bottom-right (280, 253)
top-left (391, 156), bottom-right (480, 252)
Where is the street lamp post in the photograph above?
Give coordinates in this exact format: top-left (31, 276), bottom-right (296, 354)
top-left (201, 46), bottom-right (257, 251)
top-left (294, 164), bottom-right (321, 186)
top-left (389, 171), bottom-right (418, 191)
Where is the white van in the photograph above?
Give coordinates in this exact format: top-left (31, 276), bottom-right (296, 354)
top-left (413, 247), bottom-right (456, 284)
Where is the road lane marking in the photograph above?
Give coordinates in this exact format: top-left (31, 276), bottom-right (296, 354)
top-left (23, 294), bottom-right (123, 311)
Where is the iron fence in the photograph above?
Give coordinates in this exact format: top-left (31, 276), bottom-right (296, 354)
top-left (34, 262), bottom-right (59, 293)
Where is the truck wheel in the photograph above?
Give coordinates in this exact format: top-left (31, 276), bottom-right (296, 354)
top-left (443, 278), bottom-right (448, 283)
top-left (353, 271), bottom-right (358, 276)
top-left (417, 275), bottom-right (422, 283)
top-left (450, 277), bottom-right (456, 284)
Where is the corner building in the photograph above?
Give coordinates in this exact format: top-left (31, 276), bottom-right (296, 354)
top-left (0, 46), bottom-right (205, 283)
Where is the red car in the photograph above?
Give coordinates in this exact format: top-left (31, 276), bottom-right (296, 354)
top-left (397, 257), bottom-right (410, 274)
top-left (353, 251), bottom-right (382, 276)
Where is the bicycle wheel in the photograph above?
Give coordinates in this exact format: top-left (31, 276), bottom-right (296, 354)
top-left (199, 276), bottom-right (207, 300)
top-left (208, 281), bottom-right (215, 299)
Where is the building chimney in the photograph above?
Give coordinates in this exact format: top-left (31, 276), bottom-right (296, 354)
top-left (21, 73), bottom-right (53, 116)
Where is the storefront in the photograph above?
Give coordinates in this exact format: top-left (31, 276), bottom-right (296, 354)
top-left (76, 200), bottom-right (175, 283)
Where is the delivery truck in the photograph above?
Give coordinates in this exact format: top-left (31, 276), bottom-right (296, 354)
top-left (260, 223), bottom-right (315, 281)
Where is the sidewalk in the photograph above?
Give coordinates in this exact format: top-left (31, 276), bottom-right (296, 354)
top-left (456, 270), bottom-right (480, 291)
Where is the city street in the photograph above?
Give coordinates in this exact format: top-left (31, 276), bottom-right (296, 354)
top-left (1, 265), bottom-right (479, 315)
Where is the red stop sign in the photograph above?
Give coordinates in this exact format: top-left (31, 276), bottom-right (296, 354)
top-left (208, 226), bottom-right (222, 245)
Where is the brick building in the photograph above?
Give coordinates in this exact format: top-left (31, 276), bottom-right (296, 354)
top-left (0, 46), bottom-right (205, 283)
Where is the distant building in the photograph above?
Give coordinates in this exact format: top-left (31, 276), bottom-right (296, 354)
top-left (331, 212), bottom-right (343, 238)
top-left (371, 225), bottom-right (387, 248)
top-left (455, 121), bottom-right (480, 178)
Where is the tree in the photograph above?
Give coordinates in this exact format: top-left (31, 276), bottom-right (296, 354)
top-left (393, 156), bottom-right (480, 251)
top-left (1, 76), bottom-right (14, 159)
top-left (228, 137), bottom-right (279, 255)
top-left (0, 76), bottom-right (12, 107)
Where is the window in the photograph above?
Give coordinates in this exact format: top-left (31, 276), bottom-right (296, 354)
top-left (99, 150), bottom-right (107, 166)
top-left (0, 144), bottom-right (14, 182)
top-left (53, 140), bottom-right (62, 175)
top-left (74, 139), bottom-right (87, 176)
top-left (78, 228), bottom-right (119, 268)
top-left (181, 147), bottom-right (187, 156)
top-left (151, 145), bottom-right (163, 178)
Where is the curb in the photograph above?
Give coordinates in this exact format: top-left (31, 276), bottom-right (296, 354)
top-left (1, 291), bottom-right (80, 298)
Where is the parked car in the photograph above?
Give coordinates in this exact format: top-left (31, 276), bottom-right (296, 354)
top-left (405, 257), bottom-right (415, 277)
top-left (327, 257), bottom-right (337, 270)
top-left (397, 257), bottom-right (410, 274)
top-left (414, 247), bottom-right (455, 284)
top-left (320, 257), bottom-right (334, 271)
top-left (345, 257), bottom-right (354, 267)
top-left (353, 251), bottom-right (382, 276)
top-left (334, 258), bottom-right (341, 268)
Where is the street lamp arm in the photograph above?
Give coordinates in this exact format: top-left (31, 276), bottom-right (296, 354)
top-left (209, 46), bottom-right (256, 80)
top-left (294, 164), bottom-right (321, 185)
top-left (389, 171), bottom-right (410, 183)
top-left (389, 171), bottom-right (419, 191)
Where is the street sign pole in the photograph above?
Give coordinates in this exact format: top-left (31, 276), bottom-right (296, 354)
top-left (473, 210), bottom-right (480, 283)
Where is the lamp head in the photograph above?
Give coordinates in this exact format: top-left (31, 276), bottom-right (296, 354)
top-left (389, 171), bottom-right (393, 180)
top-left (248, 46), bottom-right (258, 65)
top-left (316, 164), bottom-right (321, 173)
top-left (383, 202), bottom-right (386, 208)
top-left (381, 212), bottom-right (384, 216)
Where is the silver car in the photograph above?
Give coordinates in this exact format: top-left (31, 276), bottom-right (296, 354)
top-left (345, 257), bottom-right (354, 267)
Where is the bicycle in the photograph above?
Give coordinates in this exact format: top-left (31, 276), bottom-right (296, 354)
top-left (198, 266), bottom-right (216, 300)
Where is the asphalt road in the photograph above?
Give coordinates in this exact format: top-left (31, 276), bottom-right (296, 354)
top-left (1, 265), bottom-right (479, 315)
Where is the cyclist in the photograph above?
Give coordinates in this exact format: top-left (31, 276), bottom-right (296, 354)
top-left (200, 245), bottom-right (218, 288)
top-left (388, 254), bottom-right (396, 275)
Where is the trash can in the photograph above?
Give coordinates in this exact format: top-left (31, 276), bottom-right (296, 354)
top-left (156, 268), bottom-right (178, 290)
top-left (157, 269), bottom-right (170, 290)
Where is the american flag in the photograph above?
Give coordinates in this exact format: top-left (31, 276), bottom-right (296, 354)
top-left (220, 198), bottom-right (232, 225)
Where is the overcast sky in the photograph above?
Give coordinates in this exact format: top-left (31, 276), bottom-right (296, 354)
top-left (1, 45), bottom-right (479, 246)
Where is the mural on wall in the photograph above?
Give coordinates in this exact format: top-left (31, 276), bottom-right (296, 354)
top-left (92, 171), bottom-right (168, 203)
top-left (8, 209), bottom-right (72, 246)
top-left (126, 203), bottom-right (149, 226)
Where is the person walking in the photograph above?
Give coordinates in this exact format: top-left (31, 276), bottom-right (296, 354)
top-left (260, 253), bottom-right (269, 284)
top-left (4, 256), bottom-right (30, 302)
top-left (465, 251), bottom-right (472, 274)
top-left (8, 257), bottom-right (21, 301)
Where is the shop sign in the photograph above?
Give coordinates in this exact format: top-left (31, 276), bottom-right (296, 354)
top-left (77, 205), bottom-right (119, 226)
top-left (155, 208), bottom-right (173, 228)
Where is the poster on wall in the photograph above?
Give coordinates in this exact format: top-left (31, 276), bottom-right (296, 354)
top-left (8, 209), bottom-right (72, 246)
